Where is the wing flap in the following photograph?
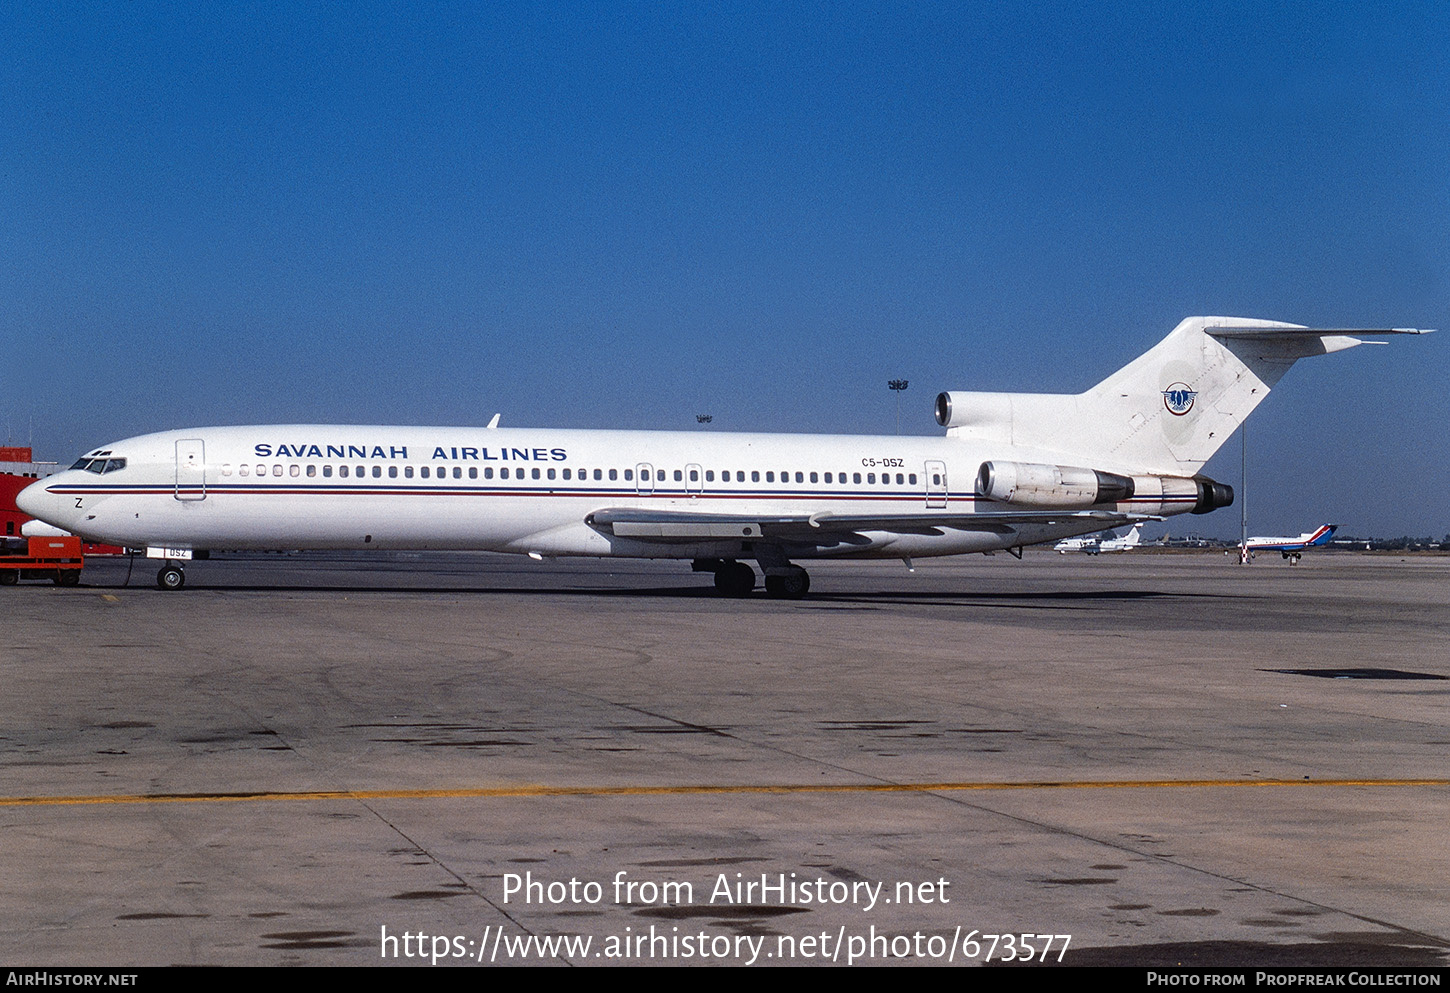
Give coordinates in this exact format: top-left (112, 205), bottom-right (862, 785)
top-left (586, 508), bottom-right (1156, 544)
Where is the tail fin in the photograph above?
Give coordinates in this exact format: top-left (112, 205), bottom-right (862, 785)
top-left (938, 317), bottom-right (1429, 474)
top-left (1122, 524), bottom-right (1142, 548)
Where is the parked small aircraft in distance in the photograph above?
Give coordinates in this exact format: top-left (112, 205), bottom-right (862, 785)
top-left (16, 317), bottom-right (1427, 595)
top-left (1243, 524), bottom-right (1337, 564)
top-left (1055, 523), bottom-right (1143, 555)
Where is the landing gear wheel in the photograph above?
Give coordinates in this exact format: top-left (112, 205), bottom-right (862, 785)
top-left (764, 567), bottom-right (810, 599)
top-left (713, 561), bottom-right (756, 597)
top-left (157, 564), bottom-right (185, 591)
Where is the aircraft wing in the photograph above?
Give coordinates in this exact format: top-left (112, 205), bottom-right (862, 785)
top-left (585, 508), bottom-right (1157, 544)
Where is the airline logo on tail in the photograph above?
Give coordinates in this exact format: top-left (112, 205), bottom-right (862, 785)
top-left (1162, 384), bottom-right (1197, 416)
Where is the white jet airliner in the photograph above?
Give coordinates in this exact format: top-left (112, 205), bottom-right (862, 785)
top-left (1054, 523), bottom-right (1143, 555)
top-left (16, 317), bottom-right (1426, 595)
top-left (1243, 524), bottom-right (1338, 564)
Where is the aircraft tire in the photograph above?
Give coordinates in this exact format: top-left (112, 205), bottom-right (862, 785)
top-left (157, 565), bottom-right (186, 591)
top-left (714, 561), bottom-right (755, 597)
top-left (764, 568), bottom-right (809, 599)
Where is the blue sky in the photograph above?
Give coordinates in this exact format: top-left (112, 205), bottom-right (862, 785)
top-left (2, 2), bottom-right (1445, 536)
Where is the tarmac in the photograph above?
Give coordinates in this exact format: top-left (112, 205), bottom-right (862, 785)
top-left (2, 550), bottom-right (1447, 967)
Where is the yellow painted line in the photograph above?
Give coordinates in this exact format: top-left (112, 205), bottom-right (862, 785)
top-left (1, 778), bottom-right (1446, 809)
top-left (100, 595), bottom-right (120, 602)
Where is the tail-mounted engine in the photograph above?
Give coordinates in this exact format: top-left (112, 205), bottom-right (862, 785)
top-left (977, 461), bottom-right (1233, 516)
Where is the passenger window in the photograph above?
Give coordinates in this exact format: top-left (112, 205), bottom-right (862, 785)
top-left (563, 469), bottom-right (571, 480)
top-left (593, 469), bottom-right (602, 481)
top-left (794, 472), bottom-right (803, 483)
top-left (420, 466), bottom-right (429, 478)
top-left (868, 473), bottom-right (876, 484)
top-left (689, 469), bottom-right (698, 482)
top-left (896, 473), bottom-right (903, 485)
top-left (356, 466), bottom-right (364, 477)
top-left (674, 469), bottom-right (683, 482)
top-left (532, 468), bottom-right (540, 480)
top-left (373, 466), bottom-right (382, 478)
top-left (484, 467), bottom-right (494, 479)
top-left (404, 466), bottom-right (414, 478)
top-left (853, 472), bottom-right (862, 484)
top-left (322, 465), bottom-right (331, 478)
top-left (290, 465), bottom-right (300, 477)
top-left (454, 467), bottom-right (462, 479)
top-left (469, 467), bottom-right (477, 479)
top-left (624, 469), bottom-right (633, 481)
top-left (500, 467), bottom-right (509, 479)
top-left (271, 465), bottom-right (281, 476)
top-left (824, 472), bottom-right (832, 483)
top-left (705, 470), bottom-right (714, 482)
top-left (305, 465), bottom-right (315, 477)
top-left (609, 469), bottom-right (618, 481)
top-left (810, 472), bottom-right (818, 483)
top-left (751, 471), bottom-right (760, 482)
top-left (547, 468), bottom-right (556, 480)
top-left (237, 465), bottom-right (248, 477)
top-left (389, 466), bottom-right (398, 478)
top-left (340, 466), bottom-right (350, 478)
top-left (766, 471), bottom-right (774, 483)
top-left (909, 473), bottom-right (917, 485)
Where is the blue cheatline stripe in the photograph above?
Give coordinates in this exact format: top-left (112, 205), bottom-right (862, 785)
top-left (46, 483), bottom-right (1199, 507)
top-left (47, 484), bottom-right (966, 502)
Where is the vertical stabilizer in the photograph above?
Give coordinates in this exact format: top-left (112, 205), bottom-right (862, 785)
top-left (938, 317), bottom-right (1429, 474)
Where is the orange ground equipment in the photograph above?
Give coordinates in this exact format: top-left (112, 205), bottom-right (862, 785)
top-left (0, 535), bottom-right (84, 585)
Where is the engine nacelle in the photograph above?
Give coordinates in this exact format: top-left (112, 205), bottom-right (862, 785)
top-left (936, 392), bottom-right (1014, 431)
top-left (1191, 476), bottom-right (1235, 515)
top-left (977, 461), bottom-right (1134, 509)
top-left (977, 461), bottom-right (1233, 516)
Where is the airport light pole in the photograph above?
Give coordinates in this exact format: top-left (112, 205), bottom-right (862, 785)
top-left (888, 380), bottom-right (909, 435)
top-left (1240, 423), bottom-right (1249, 564)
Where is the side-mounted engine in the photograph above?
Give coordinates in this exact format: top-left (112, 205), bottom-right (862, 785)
top-left (976, 460), bottom-right (1233, 516)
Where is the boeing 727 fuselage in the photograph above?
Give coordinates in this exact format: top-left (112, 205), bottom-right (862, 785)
top-left (17, 318), bottom-right (1427, 595)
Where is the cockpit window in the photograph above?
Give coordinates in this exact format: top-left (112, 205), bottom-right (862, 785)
top-left (70, 457), bottom-right (126, 474)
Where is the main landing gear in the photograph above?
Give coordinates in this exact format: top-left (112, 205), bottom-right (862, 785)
top-left (763, 567), bottom-right (810, 598)
top-left (693, 555), bottom-right (811, 599)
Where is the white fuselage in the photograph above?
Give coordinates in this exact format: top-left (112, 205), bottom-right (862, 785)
top-left (18, 424), bottom-right (1191, 561)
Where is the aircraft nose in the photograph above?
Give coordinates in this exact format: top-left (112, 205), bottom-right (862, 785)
top-left (16, 478), bottom-right (67, 527)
